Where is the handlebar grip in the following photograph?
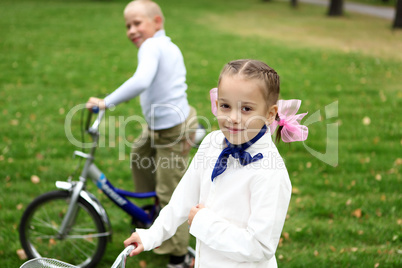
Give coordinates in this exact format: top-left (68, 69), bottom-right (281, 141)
top-left (92, 106), bottom-right (99, 114)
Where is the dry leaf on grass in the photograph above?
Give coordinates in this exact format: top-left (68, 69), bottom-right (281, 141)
top-left (16, 249), bottom-right (27, 260)
top-left (139, 260), bottom-right (147, 268)
top-left (362, 116), bottom-right (371, 125)
top-left (31, 175), bottom-right (40, 184)
top-left (352, 208), bottom-right (362, 218)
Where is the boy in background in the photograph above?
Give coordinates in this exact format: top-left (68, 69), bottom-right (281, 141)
top-left (86, 1), bottom-right (197, 267)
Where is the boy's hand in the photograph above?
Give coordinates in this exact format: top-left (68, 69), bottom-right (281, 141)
top-left (188, 204), bottom-right (205, 226)
top-left (123, 232), bottom-right (144, 257)
top-left (86, 97), bottom-right (106, 110)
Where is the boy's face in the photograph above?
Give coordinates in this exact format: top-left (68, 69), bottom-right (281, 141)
top-left (124, 5), bottom-right (162, 48)
top-left (217, 75), bottom-right (277, 145)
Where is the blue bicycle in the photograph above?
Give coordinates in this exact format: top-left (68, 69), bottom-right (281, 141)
top-left (18, 109), bottom-right (205, 268)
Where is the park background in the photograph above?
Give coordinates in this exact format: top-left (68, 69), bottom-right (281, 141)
top-left (1, 0), bottom-right (401, 267)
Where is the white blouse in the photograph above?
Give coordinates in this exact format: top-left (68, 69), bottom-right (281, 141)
top-left (136, 130), bottom-right (291, 267)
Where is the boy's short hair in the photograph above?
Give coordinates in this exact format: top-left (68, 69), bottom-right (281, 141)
top-left (124, 0), bottom-right (165, 24)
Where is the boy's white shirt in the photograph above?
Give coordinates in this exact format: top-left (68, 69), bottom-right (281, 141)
top-left (104, 30), bottom-right (190, 130)
top-left (136, 130), bottom-right (292, 268)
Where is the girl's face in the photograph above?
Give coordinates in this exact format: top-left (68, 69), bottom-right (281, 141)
top-left (124, 5), bottom-right (162, 48)
top-left (217, 75), bottom-right (277, 145)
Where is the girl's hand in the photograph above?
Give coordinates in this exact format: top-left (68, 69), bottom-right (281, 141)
top-left (86, 97), bottom-right (106, 110)
top-left (123, 232), bottom-right (144, 257)
top-left (188, 204), bottom-right (205, 226)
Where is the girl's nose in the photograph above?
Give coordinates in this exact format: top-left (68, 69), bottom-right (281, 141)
top-left (229, 109), bottom-right (241, 124)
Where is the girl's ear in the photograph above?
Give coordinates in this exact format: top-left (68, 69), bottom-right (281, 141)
top-left (266, 104), bottom-right (278, 125)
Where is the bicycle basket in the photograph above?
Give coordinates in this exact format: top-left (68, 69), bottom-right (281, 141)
top-left (20, 258), bottom-right (79, 268)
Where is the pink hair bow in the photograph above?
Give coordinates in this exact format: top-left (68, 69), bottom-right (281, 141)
top-left (269, 99), bottom-right (308, 142)
top-left (209, 89), bottom-right (307, 142)
top-left (210, 87), bottom-right (218, 116)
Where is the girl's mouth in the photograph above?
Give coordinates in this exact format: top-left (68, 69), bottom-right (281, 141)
top-left (226, 127), bottom-right (243, 134)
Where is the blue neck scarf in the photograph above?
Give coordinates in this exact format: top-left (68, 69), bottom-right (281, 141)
top-left (211, 125), bottom-right (267, 181)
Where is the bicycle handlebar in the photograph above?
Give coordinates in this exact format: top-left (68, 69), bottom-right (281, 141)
top-left (86, 107), bottom-right (105, 134)
top-left (110, 245), bottom-right (136, 268)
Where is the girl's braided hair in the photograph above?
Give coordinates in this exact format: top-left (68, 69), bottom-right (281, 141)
top-left (217, 59), bottom-right (283, 143)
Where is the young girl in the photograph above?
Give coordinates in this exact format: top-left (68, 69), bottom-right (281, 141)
top-left (124, 59), bottom-right (308, 268)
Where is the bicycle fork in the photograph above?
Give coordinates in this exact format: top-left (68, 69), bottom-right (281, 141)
top-left (55, 179), bottom-right (113, 241)
top-left (57, 180), bottom-right (85, 239)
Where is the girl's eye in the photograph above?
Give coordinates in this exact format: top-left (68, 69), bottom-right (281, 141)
top-left (220, 104), bottom-right (230, 109)
top-left (242, 106), bottom-right (252, 112)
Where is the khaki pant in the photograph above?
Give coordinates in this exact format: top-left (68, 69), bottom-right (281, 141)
top-left (131, 106), bottom-right (198, 256)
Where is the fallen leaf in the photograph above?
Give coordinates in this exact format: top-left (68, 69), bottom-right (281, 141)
top-left (395, 158), bottom-right (402, 166)
top-left (379, 91), bottom-right (387, 102)
top-left (346, 199), bottom-right (352, 206)
top-left (330, 246), bottom-right (336, 252)
top-left (375, 174), bottom-right (382, 181)
top-left (16, 203), bottom-right (23, 210)
top-left (292, 187), bottom-right (300, 194)
top-left (376, 209), bottom-right (382, 217)
top-left (360, 157), bottom-right (370, 164)
top-left (306, 162), bottom-right (312, 168)
top-left (374, 263), bottom-right (380, 268)
top-left (362, 116), bottom-right (371, 125)
top-left (278, 254), bottom-right (284, 260)
top-left (381, 195), bottom-right (386, 201)
top-left (31, 175), bottom-right (40, 184)
top-left (314, 250), bottom-right (319, 256)
top-left (351, 247), bottom-right (358, 252)
top-left (283, 232), bottom-right (290, 240)
top-left (16, 249), bottom-right (27, 260)
top-left (352, 208), bottom-right (362, 218)
top-left (49, 238), bottom-right (56, 246)
top-left (139, 260), bottom-right (147, 268)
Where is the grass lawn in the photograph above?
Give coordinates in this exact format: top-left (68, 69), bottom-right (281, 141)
top-left (1, 0), bottom-right (401, 267)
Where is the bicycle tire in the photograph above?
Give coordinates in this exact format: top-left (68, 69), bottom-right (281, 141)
top-left (19, 190), bottom-right (108, 268)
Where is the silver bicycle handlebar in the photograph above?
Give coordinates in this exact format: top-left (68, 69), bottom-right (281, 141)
top-left (88, 109), bottom-right (105, 133)
top-left (111, 245), bottom-right (136, 268)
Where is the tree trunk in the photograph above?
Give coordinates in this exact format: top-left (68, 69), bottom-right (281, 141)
top-left (328, 0), bottom-right (343, 16)
top-left (393, 0), bottom-right (402, 28)
top-left (291, 0), bottom-right (298, 8)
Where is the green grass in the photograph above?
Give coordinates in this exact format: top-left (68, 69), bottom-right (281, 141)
top-left (1, 0), bottom-right (401, 267)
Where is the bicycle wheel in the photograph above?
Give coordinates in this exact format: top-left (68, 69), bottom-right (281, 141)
top-left (19, 190), bottom-right (108, 268)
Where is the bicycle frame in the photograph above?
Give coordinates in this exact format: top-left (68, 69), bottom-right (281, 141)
top-left (55, 110), bottom-right (159, 240)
